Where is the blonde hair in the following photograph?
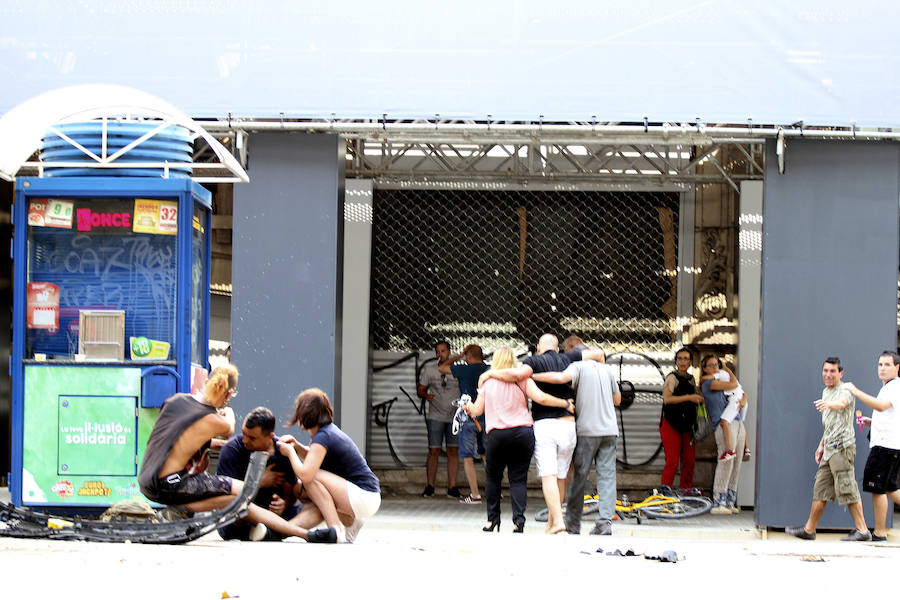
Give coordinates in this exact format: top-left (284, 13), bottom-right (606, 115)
top-left (490, 347), bottom-right (518, 370)
top-left (204, 364), bottom-right (239, 402)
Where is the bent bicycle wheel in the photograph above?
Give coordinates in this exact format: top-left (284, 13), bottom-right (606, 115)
top-left (534, 506), bottom-right (552, 522)
top-left (638, 496), bottom-right (713, 519)
top-left (385, 398), bottom-right (428, 467)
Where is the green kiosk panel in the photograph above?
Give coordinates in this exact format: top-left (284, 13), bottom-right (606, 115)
top-left (22, 366), bottom-right (157, 506)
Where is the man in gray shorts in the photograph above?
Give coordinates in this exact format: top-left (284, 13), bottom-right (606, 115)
top-left (417, 340), bottom-right (460, 497)
top-left (786, 356), bottom-right (871, 541)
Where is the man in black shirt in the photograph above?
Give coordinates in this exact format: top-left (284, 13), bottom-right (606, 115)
top-left (217, 407), bottom-right (306, 541)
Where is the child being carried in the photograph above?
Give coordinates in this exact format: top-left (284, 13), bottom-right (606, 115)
top-left (700, 359), bottom-right (751, 463)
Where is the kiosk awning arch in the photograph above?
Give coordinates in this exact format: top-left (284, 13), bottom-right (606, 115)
top-left (0, 84), bottom-right (248, 183)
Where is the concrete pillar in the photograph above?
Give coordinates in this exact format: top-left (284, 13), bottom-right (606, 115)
top-left (737, 180), bottom-right (762, 506)
top-left (232, 133), bottom-right (345, 436)
top-left (340, 179), bottom-right (373, 449)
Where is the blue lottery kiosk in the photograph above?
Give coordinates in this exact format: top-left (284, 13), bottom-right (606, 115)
top-left (10, 122), bottom-right (214, 508)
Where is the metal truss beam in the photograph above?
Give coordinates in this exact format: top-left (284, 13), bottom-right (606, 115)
top-left (343, 139), bottom-right (765, 186)
top-left (195, 118), bottom-right (900, 184)
top-left (199, 117), bottom-right (900, 145)
top-left (192, 118), bottom-right (784, 185)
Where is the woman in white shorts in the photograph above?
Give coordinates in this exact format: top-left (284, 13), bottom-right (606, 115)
top-left (278, 388), bottom-right (381, 543)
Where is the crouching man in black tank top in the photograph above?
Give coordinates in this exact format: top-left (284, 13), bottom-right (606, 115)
top-left (138, 365), bottom-right (337, 543)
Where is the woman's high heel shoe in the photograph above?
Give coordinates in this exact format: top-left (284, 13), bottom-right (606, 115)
top-left (512, 523), bottom-right (524, 533)
top-left (482, 521), bottom-right (499, 532)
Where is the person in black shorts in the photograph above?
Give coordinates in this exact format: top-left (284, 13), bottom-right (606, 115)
top-left (844, 351), bottom-right (900, 541)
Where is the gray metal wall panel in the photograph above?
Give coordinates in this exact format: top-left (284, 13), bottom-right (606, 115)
top-left (340, 179), bottom-right (373, 451)
top-left (757, 140), bottom-right (899, 528)
top-left (231, 133), bottom-right (344, 435)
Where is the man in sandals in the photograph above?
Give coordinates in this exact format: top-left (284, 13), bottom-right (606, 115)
top-left (532, 346), bottom-right (621, 535)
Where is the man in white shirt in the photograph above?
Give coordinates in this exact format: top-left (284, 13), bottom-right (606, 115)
top-left (845, 350), bottom-right (900, 542)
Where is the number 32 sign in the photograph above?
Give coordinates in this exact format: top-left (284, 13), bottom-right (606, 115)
top-left (133, 199), bottom-right (178, 235)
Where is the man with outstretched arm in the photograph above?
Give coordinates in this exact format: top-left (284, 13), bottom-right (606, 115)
top-left (844, 350), bottom-right (900, 542)
top-left (786, 356), bottom-right (870, 541)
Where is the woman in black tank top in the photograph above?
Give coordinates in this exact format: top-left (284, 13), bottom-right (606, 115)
top-left (659, 347), bottom-right (703, 492)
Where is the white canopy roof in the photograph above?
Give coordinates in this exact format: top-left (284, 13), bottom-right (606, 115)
top-left (0, 84), bottom-right (248, 182)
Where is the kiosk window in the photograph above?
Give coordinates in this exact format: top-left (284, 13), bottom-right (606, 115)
top-left (26, 197), bottom-right (177, 360)
top-left (190, 204), bottom-right (207, 366)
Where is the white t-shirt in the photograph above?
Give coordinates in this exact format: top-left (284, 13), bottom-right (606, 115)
top-left (713, 369), bottom-right (744, 401)
top-left (871, 377), bottom-right (900, 450)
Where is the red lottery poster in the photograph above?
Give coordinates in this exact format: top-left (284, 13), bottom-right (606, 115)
top-left (27, 282), bottom-right (60, 329)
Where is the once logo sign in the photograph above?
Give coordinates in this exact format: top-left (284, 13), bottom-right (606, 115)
top-left (76, 208), bottom-right (133, 232)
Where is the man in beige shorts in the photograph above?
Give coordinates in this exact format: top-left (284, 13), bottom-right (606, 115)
top-left (786, 356), bottom-right (871, 541)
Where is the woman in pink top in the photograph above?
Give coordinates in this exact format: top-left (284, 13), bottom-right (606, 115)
top-left (465, 347), bottom-right (572, 533)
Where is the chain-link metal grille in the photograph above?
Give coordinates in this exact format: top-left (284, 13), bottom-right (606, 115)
top-left (370, 189), bottom-right (681, 356)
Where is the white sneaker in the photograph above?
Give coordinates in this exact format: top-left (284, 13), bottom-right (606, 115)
top-left (344, 519), bottom-right (365, 543)
top-left (710, 505), bottom-right (731, 516)
top-left (248, 523), bottom-right (268, 541)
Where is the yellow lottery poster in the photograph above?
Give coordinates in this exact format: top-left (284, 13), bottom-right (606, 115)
top-left (133, 199), bottom-right (178, 235)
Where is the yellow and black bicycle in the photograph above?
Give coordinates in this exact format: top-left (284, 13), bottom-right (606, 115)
top-left (535, 487), bottom-right (712, 524)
